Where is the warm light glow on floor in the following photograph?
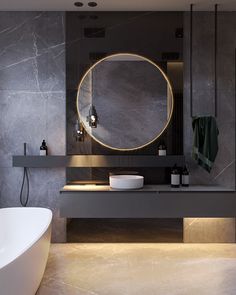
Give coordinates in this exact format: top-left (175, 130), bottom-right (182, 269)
top-left (37, 243), bottom-right (236, 295)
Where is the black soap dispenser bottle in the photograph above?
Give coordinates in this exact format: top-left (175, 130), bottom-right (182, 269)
top-left (40, 140), bottom-right (48, 156)
top-left (171, 164), bottom-right (180, 188)
top-left (181, 165), bottom-right (189, 187)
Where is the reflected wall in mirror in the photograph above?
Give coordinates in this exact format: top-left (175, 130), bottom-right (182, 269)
top-left (77, 53), bottom-right (174, 151)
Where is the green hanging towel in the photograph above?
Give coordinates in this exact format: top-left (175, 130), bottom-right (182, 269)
top-left (192, 116), bottom-right (219, 173)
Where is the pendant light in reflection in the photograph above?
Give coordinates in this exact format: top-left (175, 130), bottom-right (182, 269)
top-left (87, 105), bottom-right (98, 128)
top-left (74, 119), bottom-right (84, 141)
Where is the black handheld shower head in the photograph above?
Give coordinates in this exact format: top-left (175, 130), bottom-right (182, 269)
top-left (20, 142), bottom-right (29, 207)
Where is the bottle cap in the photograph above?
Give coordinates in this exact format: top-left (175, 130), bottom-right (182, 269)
top-left (158, 141), bottom-right (166, 150)
top-left (172, 164), bottom-right (179, 174)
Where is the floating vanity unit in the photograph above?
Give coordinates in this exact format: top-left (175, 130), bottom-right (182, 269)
top-left (59, 184), bottom-right (235, 219)
top-left (60, 184), bottom-right (236, 243)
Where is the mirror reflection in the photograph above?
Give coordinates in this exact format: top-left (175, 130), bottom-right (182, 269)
top-left (77, 53), bottom-right (174, 150)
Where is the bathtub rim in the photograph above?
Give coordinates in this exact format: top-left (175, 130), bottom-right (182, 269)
top-left (0, 207), bottom-right (52, 270)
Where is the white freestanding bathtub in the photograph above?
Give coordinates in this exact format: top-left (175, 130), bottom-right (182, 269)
top-left (0, 207), bottom-right (52, 295)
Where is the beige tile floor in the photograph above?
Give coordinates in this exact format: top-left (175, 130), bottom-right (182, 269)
top-left (37, 243), bottom-right (236, 295)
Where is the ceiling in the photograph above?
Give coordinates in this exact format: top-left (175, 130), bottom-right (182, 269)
top-left (0, 0), bottom-right (235, 11)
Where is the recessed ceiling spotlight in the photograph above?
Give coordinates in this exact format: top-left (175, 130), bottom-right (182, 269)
top-left (74, 1), bottom-right (84, 7)
top-left (88, 1), bottom-right (97, 7)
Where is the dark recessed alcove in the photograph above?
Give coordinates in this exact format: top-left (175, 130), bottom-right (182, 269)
top-left (67, 218), bottom-right (183, 243)
top-left (66, 11), bottom-right (184, 242)
top-left (66, 11), bottom-right (183, 183)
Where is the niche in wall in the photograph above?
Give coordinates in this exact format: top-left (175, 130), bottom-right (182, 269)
top-left (65, 12), bottom-right (184, 242)
top-left (66, 11), bottom-right (184, 185)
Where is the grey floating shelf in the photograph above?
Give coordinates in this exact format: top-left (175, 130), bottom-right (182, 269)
top-left (12, 155), bottom-right (185, 168)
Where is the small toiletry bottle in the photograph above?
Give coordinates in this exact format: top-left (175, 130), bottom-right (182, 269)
top-left (158, 142), bottom-right (167, 156)
top-left (40, 140), bottom-right (48, 156)
top-left (181, 165), bottom-right (189, 187)
top-left (171, 164), bottom-right (180, 188)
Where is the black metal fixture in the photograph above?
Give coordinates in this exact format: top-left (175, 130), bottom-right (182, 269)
top-left (214, 4), bottom-right (218, 118)
top-left (88, 1), bottom-right (97, 7)
top-left (190, 3), bottom-right (218, 118)
top-left (190, 3), bottom-right (193, 117)
top-left (87, 105), bottom-right (98, 128)
top-left (74, 1), bottom-right (84, 7)
top-left (74, 119), bottom-right (84, 141)
top-left (20, 143), bottom-right (29, 207)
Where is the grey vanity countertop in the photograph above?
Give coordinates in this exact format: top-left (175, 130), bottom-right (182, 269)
top-left (61, 184), bottom-right (234, 192)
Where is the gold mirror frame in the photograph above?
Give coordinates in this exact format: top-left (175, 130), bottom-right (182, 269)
top-left (76, 53), bottom-right (174, 151)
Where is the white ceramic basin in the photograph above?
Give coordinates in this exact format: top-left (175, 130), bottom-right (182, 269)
top-left (109, 175), bottom-right (144, 190)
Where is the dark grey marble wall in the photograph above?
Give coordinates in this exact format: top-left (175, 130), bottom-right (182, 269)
top-left (0, 12), bottom-right (66, 242)
top-left (184, 12), bottom-right (236, 189)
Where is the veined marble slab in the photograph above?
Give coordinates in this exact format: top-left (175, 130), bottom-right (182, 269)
top-left (37, 243), bottom-right (236, 295)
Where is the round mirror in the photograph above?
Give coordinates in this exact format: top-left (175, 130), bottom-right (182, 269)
top-left (77, 53), bottom-right (174, 151)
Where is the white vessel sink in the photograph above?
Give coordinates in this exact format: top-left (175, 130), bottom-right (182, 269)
top-left (109, 175), bottom-right (144, 190)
